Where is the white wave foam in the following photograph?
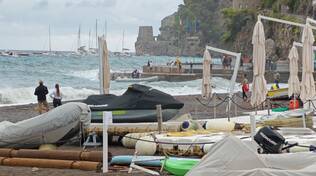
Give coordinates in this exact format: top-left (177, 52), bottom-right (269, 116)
top-left (68, 69), bottom-right (99, 81)
top-left (0, 78), bottom-right (289, 106)
top-left (0, 87), bottom-right (99, 106)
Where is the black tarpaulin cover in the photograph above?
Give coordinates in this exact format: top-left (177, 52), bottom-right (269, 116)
top-left (83, 84), bottom-right (184, 111)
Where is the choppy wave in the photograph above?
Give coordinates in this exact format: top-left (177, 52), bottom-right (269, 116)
top-left (0, 77), bottom-right (245, 106)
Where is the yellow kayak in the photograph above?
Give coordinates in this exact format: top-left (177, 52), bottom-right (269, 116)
top-left (267, 88), bottom-right (288, 99)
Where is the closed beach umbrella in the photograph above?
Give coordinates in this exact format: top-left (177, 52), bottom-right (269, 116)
top-left (99, 36), bottom-right (110, 94)
top-left (250, 20), bottom-right (268, 106)
top-left (288, 46), bottom-right (300, 97)
top-left (300, 24), bottom-right (315, 102)
top-left (202, 49), bottom-right (212, 99)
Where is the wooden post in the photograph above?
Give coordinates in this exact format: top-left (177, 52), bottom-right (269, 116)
top-left (156, 104), bottom-right (162, 134)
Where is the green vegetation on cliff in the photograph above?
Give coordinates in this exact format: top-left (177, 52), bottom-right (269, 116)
top-left (173, 0), bottom-right (312, 59)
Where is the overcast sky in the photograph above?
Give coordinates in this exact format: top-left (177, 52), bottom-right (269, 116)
top-left (0, 0), bottom-right (182, 51)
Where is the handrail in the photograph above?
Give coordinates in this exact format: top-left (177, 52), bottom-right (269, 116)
top-left (258, 14), bottom-right (305, 28)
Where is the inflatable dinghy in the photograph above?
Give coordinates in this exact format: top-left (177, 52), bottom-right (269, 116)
top-left (0, 102), bottom-right (91, 148)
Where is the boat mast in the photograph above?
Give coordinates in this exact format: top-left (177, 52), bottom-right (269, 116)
top-left (104, 19), bottom-right (107, 39)
top-left (95, 19), bottom-right (98, 49)
top-left (88, 28), bottom-right (91, 50)
top-left (49, 25), bottom-right (51, 52)
top-left (122, 30), bottom-right (125, 53)
top-left (77, 25), bottom-right (81, 51)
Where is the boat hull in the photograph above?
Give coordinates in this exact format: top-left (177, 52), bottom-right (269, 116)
top-left (91, 109), bottom-right (179, 123)
top-left (267, 88), bottom-right (289, 100)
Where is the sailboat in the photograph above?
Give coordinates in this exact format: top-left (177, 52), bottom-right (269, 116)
top-left (114, 30), bottom-right (132, 57)
top-left (87, 19), bottom-right (98, 55)
top-left (77, 24), bottom-right (88, 55)
top-left (41, 25), bottom-right (54, 56)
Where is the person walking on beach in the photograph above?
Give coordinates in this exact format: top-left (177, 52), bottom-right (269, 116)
top-left (34, 80), bottom-right (49, 114)
top-left (50, 83), bottom-right (63, 108)
top-left (242, 75), bottom-right (249, 101)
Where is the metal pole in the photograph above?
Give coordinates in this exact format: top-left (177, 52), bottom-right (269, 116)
top-left (213, 95), bottom-right (216, 119)
top-left (228, 100), bottom-right (231, 122)
top-left (234, 101), bottom-right (237, 116)
top-left (267, 98), bottom-right (271, 116)
top-left (98, 37), bottom-right (103, 94)
top-left (103, 112), bottom-right (112, 173)
top-left (156, 104), bottom-right (163, 134)
top-left (302, 113), bottom-right (307, 128)
top-left (250, 113), bottom-right (256, 141)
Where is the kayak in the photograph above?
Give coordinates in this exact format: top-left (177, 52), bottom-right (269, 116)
top-left (162, 158), bottom-right (200, 176)
top-left (267, 88), bottom-right (288, 100)
top-left (110, 155), bottom-right (162, 167)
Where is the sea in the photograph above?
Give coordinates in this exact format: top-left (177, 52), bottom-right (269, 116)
top-left (0, 53), bottom-right (286, 106)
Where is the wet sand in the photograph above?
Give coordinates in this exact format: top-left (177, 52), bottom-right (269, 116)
top-left (0, 93), bottom-right (255, 175)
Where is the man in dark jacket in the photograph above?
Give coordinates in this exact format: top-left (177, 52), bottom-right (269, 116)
top-left (34, 80), bottom-right (49, 114)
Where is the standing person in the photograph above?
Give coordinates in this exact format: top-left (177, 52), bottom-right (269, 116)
top-left (175, 57), bottom-right (182, 73)
top-left (34, 80), bottom-right (49, 114)
top-left (50, 83), bottom-right (63, 108)
top-left (271, 72), bottom-right (280, 90)
top-left (222, 55), bottom-right (226, 69)
top-left (242, 75), bottom-right (249, 101)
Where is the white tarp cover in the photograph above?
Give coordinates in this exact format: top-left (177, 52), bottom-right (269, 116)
top-left (0, 102), bottom-right (91, 148)
top-left (186, 136), bottom-right (316, 176)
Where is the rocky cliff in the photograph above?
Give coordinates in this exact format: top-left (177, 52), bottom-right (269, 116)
top-left (136, 0), bottom-right (314, 58)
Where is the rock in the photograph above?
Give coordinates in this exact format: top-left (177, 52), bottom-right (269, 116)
top-left (31, 167), bottom-right (39, 172)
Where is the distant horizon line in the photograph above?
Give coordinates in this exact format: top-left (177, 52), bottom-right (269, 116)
top-left (0, 49), bottom-right (136, 53)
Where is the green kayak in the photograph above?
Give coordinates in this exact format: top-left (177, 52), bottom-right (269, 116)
top-left (162, 158), bottom-right (199, 176)
top-left (272, 107), bottom-right (289, 112)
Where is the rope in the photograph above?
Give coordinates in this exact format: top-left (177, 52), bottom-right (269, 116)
top-left (230, 96), bottom-right (267, 111)
top-left (195, 96), bottom-right (229, 108)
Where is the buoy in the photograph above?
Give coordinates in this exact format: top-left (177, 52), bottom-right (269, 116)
top-left (205, 120), bottom-right (235, 132)
top-left (122, 133), bottom-right (151, 149)
top-left (289, 99), bottom-right (300, 109)
top-left (180, 120), bottom-right (199, 131)
top-left (135, 136), bottom-right (157, 155)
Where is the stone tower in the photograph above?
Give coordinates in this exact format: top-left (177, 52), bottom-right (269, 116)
top-left (135, 26), bottom-right (155, 55)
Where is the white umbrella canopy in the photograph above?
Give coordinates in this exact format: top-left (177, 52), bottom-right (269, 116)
top-left (300, 24), bottom-right (315, 102)
top-left (250, 20), bottom-right (268, 106)
top-left (99, 37), bottom-right (110, 94)
top-left (288, 46), bottom-right (300, 97)
top-left (202, 49), bottom-right (212, 99)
